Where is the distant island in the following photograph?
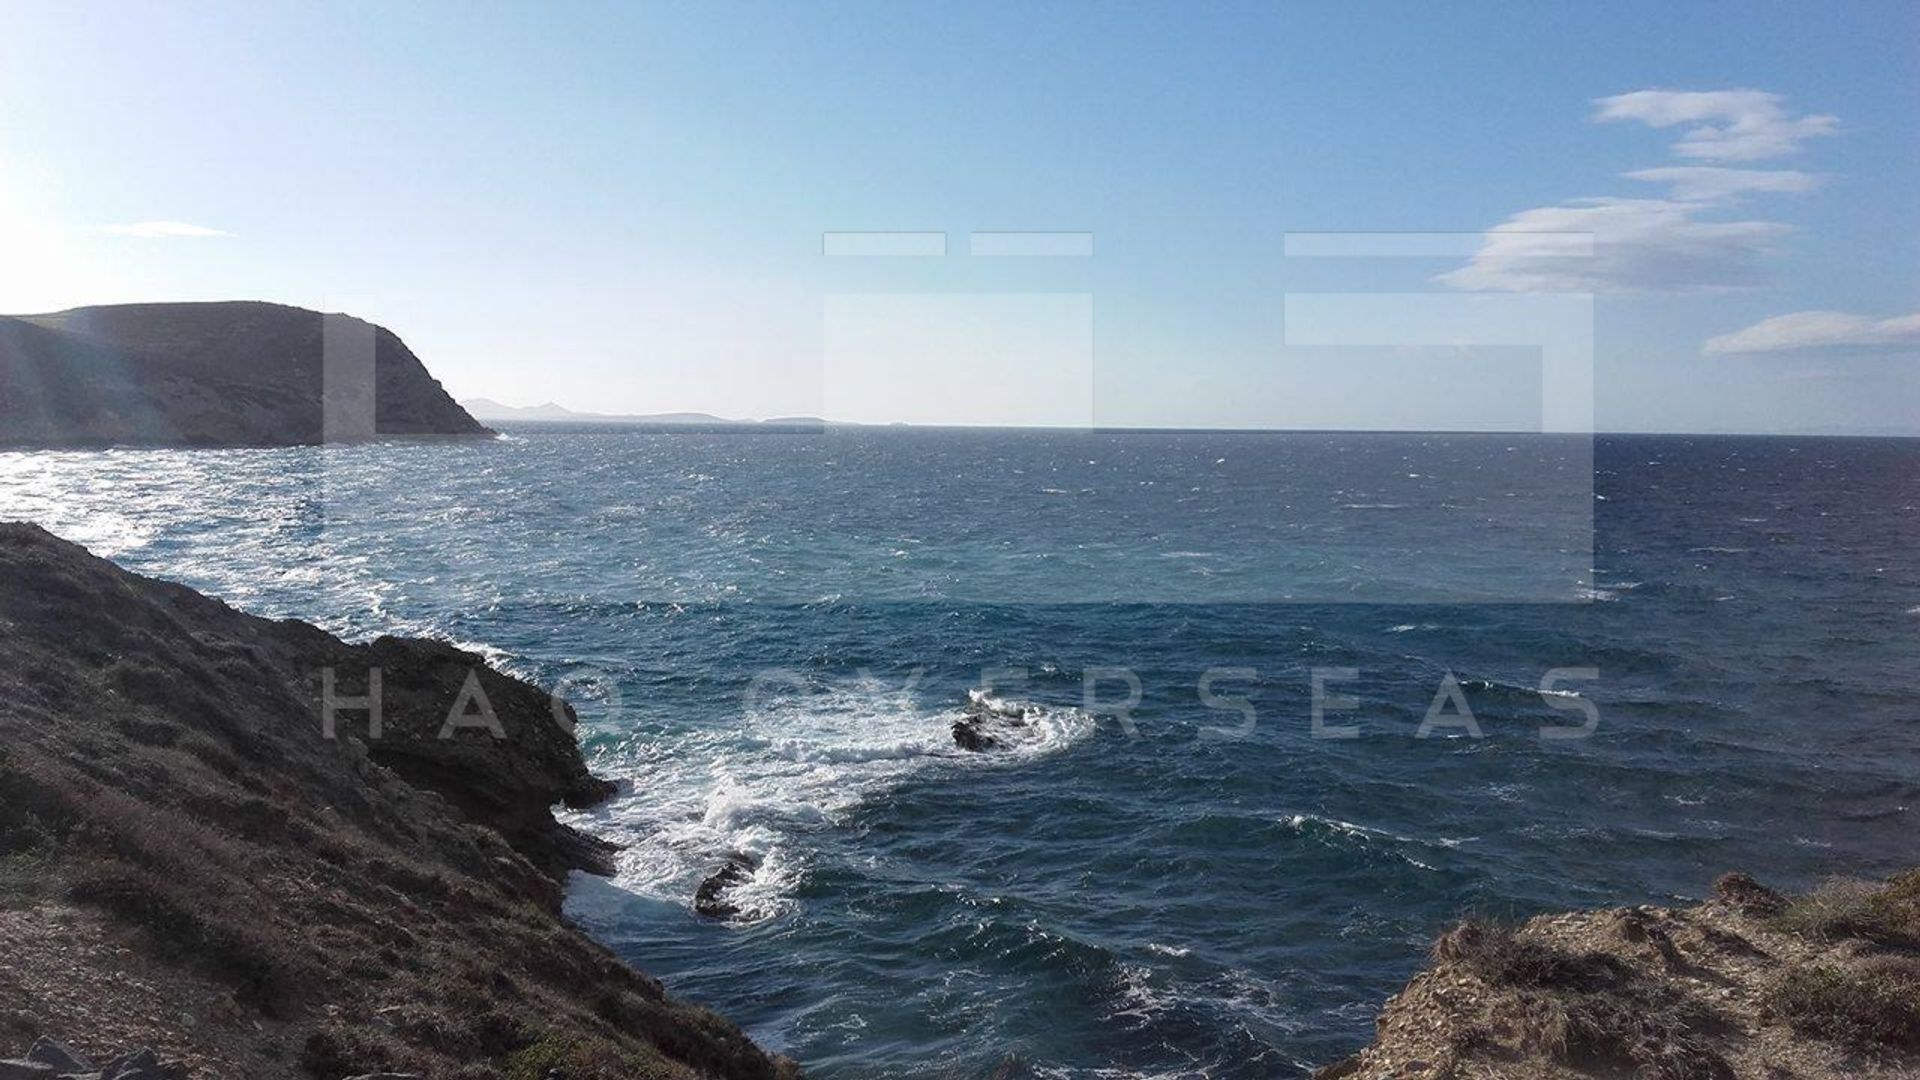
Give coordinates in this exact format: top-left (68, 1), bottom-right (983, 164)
top-left (0, 301), bottom-right (491, 448)
top-left (462, 397), bottom-right (828, 429)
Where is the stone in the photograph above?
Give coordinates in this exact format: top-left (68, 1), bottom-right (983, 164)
top-left (695, 855), bottom-right (756, 920)
top-left (24, 1039), bottom-right (89, 1073)
top-left (1713, 872), bottom-right (1787, 916)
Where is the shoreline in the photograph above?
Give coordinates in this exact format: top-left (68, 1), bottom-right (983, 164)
top-left (0, 522), bottom-right (798, 1079)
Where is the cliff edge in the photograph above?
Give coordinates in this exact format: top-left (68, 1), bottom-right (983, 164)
top-left (0, 523), bottom-right (798, 1079)
top-left (1318, 871), bottom-right (1920, 1079)
top-left (0, 301), bottom-right (491, 446)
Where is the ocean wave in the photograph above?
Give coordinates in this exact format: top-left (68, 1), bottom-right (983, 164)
top-left (565, 683), bottom-right (1095, 923)
top-left (1460, 677), bottom-right (1583, 701)
top-left (1277, 813), bottom-right (1446, 871)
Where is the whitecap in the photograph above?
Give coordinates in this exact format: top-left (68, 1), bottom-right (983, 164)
top-left (564, 681), bottom-right (1095, 924)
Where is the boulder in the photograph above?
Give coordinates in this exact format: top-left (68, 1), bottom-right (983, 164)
top-left (696, 855), bottom-right (758, 920)
top-left (23, 1041), bottom-right (88, 1073)
top-left (951, 694), bottom-right (1033, 752)
top-left (1713, 871), bottom-right (1787, 916)
top-left (100, 1048), bottom-right (186, 1079)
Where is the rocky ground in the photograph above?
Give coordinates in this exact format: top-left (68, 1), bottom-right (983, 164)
top-left (0, 523), bottom-right (797, 1079)
top-left (2, 1037), bottom-right (187, 1078)
top-left (1318, 870), bottom-right (1920, 1079)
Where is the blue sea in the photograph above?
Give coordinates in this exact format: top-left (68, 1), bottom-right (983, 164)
top-left (3, 429), bottom-right (1917, 1077)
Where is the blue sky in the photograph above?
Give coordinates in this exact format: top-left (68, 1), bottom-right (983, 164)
top-left (2, 1), bottom-right (1915, 432)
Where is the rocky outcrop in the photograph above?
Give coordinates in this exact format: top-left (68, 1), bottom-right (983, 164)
top-left (0, 524), bottom-right (798, 1079)
top-left (951, 693), bottom-right (1035, 752)
top-left (695, 856), bottom-right (758, 921)
top-left (1317, 870), bottom-right (1920, 1079)
top-left (0, 302), bottom-right (490, 447)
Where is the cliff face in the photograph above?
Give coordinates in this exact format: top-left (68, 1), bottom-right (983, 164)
top-left (0, 523), bottom-right (798, 1079)
top-left (0, 301), bottom-right (491, 446)
top-left (1319, 872), bottom-right (1920, 1080)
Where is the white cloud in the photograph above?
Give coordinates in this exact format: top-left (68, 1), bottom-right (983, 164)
top-left (1440, 89), bottom-right (1836, 292)
top-left (1593, 89), bottom-right (1837, 162)
top-left (1623, 166), bottom-right (1822, 202)
top-left (99, 220), bottom-right (232, 239)
top-left (1703, 311), bottom-right (1920, 354)
top-left (1435, 198), bottom-right (1790, 293)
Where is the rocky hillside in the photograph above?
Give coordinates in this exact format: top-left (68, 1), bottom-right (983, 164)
top-left (0, 523), bottom-right (798, 1079)
top-left (0, 302), bottom-right (490, 446)
top-left (1318, 871), bottom-right (1920, 1079)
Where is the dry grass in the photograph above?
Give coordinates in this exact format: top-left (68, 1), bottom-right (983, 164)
top-left (1763, 959), bottom-right (1920, 1050)
top-left (1773, 872), bottom-right (1920, 950)
top-left (1434, 920), bottom-right (1734, 1080)
top-left (0, 523), bottom-right (797, 1080)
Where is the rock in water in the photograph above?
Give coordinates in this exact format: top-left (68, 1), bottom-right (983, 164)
top-left (951, 693), bottom-right (1033, 752)
top-left (696, 855), bottom-right (758, 920)
top-left (951, 715), bottom-right (1002, 751)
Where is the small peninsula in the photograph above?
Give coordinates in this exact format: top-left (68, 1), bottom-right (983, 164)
top-left (0, 302), bottom-right (490, 448)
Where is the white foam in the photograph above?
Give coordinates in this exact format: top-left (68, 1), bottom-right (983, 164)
top-left (563, 680), bottom-right (1095, 923)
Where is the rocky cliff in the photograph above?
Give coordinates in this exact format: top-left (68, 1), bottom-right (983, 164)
top-left (0, 523), bottom-right (798, 1079)
top-left (0, 302), bottom-right (490, 447)
top-left (1318, 871), bottom-right (1920, 1079)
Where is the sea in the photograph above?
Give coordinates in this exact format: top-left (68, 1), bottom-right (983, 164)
top-left (3, 428), bottom-right (1916, 1078)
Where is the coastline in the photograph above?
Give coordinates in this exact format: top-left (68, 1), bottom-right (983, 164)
top-left (4, 521), bottom-right (1915, 1078)
top-left (0, 523), bottom-right (798, 1079)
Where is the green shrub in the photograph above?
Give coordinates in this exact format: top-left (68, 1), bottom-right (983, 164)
top-left (0, 848), bottom-right (58, 906)
top-left (503, 1031), bottom-right (675, 1080)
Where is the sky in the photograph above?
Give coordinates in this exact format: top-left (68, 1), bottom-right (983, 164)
top-left (2, 1), bottom-right (1916, 433)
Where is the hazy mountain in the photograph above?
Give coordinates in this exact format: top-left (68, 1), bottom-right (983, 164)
top-left (463, 397), bottom-right (828, 427)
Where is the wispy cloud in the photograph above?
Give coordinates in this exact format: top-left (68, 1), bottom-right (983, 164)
top-left (1623, 166), bottom-right (1823, 202)
top-left (1593, 89), bottom-right (1838, 162)
top-left (99, 220), bottom-right (233, 239)
top-left (1439, 89), bottom-right (1833, 293)
top-left (1436, 198), bottom-right (1790, 293)
top-left (1703, 311), bottom-right (1920, 354)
